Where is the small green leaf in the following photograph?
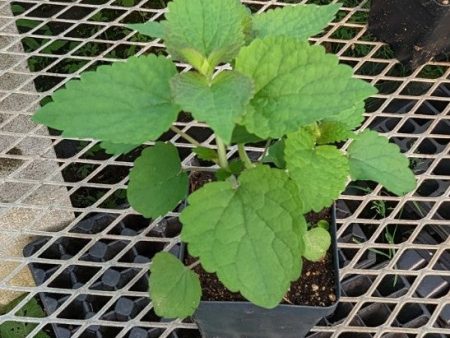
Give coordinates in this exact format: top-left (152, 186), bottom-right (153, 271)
top-left (180, 165), bottom-right (306, 308)
top-left (128, 142), bottom-right (188, 218)
top-left (252, 3), bottom-right (340, 40)
top-left (263, 140), bottom-right (286, 169)
top-left (235, 37), bottom-right (377, 139)
top-left (164, 0), bottom-right (250, 68)
top-left (317, 121), bottom-right (353, 145)
top-left (348, 130), bottom-right (416, 195)
top-left (317, 220), bottom-right (330, 231)
top-left (149, 252), bottom-right (201, 319)
top-left (33, 55), bottom-right (180, 145)
top-left (172, 71), bottom-right (254, 144)
top-left (303, 227), bottom-right (331, 262)
top-left (215, 160), bottom-right (245, 181)
top-left (193, 147), bottom-right (218, 162)
top-left (128, 21), bottom-right (165, 38)
top-left (231, 124), bottom-right (263, 144)
top-left (100, 142), bottom-right (138, 155)
top-left (285, 129), bottom-right (349, 212)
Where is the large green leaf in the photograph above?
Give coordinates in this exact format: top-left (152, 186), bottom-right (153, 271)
top-left (303, 227), bottom-right (331, 262)
top-left (100, 142), bottom-right (138, 155)
top-left (235, 37), bottom-right (377, 139)
top-left (33, 55), bottom-right (180, 145)
top-left (180, 165), bottom-right (307, 308)
top-left (149, 252), bottom-right (201, 318)
top-left (348, 130), bottom-right (416, 195)
top-left (128, 142), bottom-right (188, 218)
top-left (164, 0), bottom-right (249, 68)
top-left (172, 71), bottom-right (254, 144)
top-left (252, 3), bottom-right (340, 40)
top-left (285, 129), bottom-right (349, 212)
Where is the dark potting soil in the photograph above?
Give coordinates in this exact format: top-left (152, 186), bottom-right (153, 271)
top-left (185, 171), bottom-right (337, 307)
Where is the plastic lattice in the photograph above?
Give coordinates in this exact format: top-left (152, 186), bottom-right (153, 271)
top-left (0, 0), bottom-right (449, 337)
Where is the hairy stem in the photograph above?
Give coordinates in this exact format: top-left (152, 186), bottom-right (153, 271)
top-left (238, 144), bottom-right (254, 169)
top-left (170, 125), bottom-right (202, 147)
top-left (216, 137), bottom-right (229, 170)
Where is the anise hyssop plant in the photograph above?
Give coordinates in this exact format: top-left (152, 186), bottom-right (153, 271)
top-left (34, 0), bottom-right (416, 318)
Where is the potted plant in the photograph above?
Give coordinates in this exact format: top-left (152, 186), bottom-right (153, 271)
top-left (368, 0), bottom-right (450, 68)
top-left (32, 0), bottom-right (416, 337)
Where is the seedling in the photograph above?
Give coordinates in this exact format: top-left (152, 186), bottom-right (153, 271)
top-left (33, 0), bottom-right (416, 317)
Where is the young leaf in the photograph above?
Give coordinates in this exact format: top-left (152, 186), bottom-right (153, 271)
top-left (231, 124), bottom-right (263, 144)
top-left (193, 147), bottom-right (218, 162)
top-left (127, 21), bottom-right (165, 39)
top-left (285, 129), bottom-right (349, 212)
top-left (317, 121), bottom-right (353, 145)
top-left (215, 160), bottom-right (245, 181)
top-left (235, 37), bottom-right (377, 139)
top-left (303, 227), bottom-right (331, 262)
top-left (172, 71), bottom-right (254, 144)
top-left (180, 165), bottom-right (307, 308)
top-left (128, 142), bottom-right (188, 218)
top-left (164, 0), bottom-right (249, 68)
top-left (348, 130), bottom-right (416, 195)
top-left (33, 55), bottom-right (180, 145)
top-left (263, 140), bottom-right (286, 169)
top-left (149, 252), bottom-right (201, 318)
top-left (252, 3), bottom-right (340, 40)
top-left (100, 142), bottom-right (138, 155)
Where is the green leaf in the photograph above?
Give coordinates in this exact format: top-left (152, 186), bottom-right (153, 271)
top-left (348, 130), bottom-right (416, 195)
top-left (231, 124), bottom-right (263, 144)
top-left (252, 3), bottom-right (340, 40)
top-left (263, 140), bottom-right (286, 168)
top-left (180, 165), bottom-right (307, 308)
top-left (164, 0), bottom-right (249, 68)
top-left (0, 296), bottom-right (50, 338)
top-left (317, 121), bottom-right (353, 145)
top-left (235, 37), bottom-right (377, 139)
top-left (303, 227), bottom-right (331, 262)
top-left (285, 129), bottom-right (349, 212)
top-left (172, 71), bottom-right (254, 144)
top-left (149, 252), bottom-right (201, 319)
top-left (33, 55), bottom-right (180, 145)
top-left (128, 142), bottom-right (188, 218)
top-left (193, 147), bottom-right (218, 162)
top-left (317, 220), bottom-right (330, 231)
top-left (128, 21), bottom-right (165, 38)
top-left (215, 159), bottom-right (245, 181)
top-left (100, 142), bottom-right (138, 155)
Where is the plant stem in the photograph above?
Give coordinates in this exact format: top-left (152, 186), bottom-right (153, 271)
top-left (238, 144), bottom-right (254, 169)
top-left (216, 137), bottom-right (229, 170)
top-left (170, 125), bottom-right (202, 147)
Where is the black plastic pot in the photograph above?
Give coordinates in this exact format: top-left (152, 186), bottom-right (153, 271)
top-left (186, 207), bottom-right (340, 338)
top-left (368, 0), bottom-right (450, 68)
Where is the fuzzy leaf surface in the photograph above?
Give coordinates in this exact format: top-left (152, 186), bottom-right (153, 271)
top-left (180, 165), bottom-right (306, 308)
top-left (235, 37), bottom-right (376, 139)
top-left (303, 227), bottom-right (331, 262)
top-left (164, 0), bottom-right (249, 66)
top-left (128, 143), bottom-right (188, 218)
top-left (285, 129), bottom-right (349, 212)
top-left (348, 130), bottom-right (416, 195)
top-left (172, 71), bottom-right (254, 143)
top-left (33, 56), bottom-right (179, 145)
top-left (149, 252), bottom-right (201, 318)
top-left (252, 3), bottom-right (340, 40)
